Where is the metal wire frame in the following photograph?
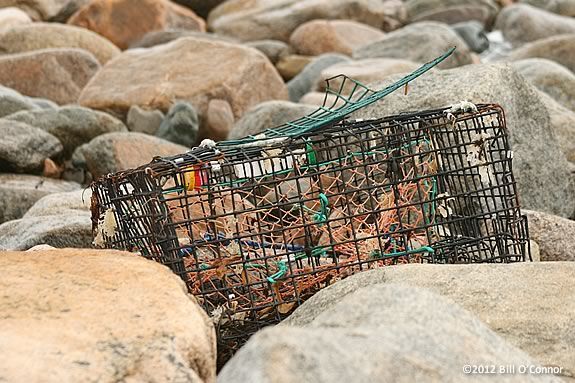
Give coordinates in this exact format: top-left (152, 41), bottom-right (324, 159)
top-left (91, 104), bottom-right (530, 364)
top-left (219, 47), bottom-right (455, 147)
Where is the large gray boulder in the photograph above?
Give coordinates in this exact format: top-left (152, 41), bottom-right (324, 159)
top-left (0, 119), bottom-right (62, 173)
top-left (5, 106), bottom-right (127, 157)
top-left (228, 101), bottom-right (316, 140)
top-left (512, 58), bottom-right (575, 112)
top-left (353, 63), bottom-right (575, 218)
top-left (0, 174), bottom-right (80, 224)
top-left (285, 262), bottom-right (575, 379)
top-left (353, 21), bottom-right (474, 69)
top-left (0, 214), bottom-right (93, 250)
top-left (495, 4), bottom-right (575, 47)
top-left (219, 283), bottom-right (560, 383)
top-left (536, 91), bottom-right (575, 162)
top-left (24, 189), bottom-right (91, 218)
top-left (0, 188), bottom-right (93, 250)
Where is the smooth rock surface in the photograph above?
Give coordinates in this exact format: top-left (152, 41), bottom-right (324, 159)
top-left (285, 262), bottom-right (575, 380)
top-left (508, 34), bottom-right (575, 75)
top-left (220, 283), bottom-right (560, 383)
top-left (353, 63), bottom-right (575, 218)
top-left (406, 0), bottom-right (499, 26)
top-left (24, 188), bottom-right (91, 218)
top-left (275, 54), bottom-right (313, 81)
top-left (126, 104), bottom-right (164, 135)
top-left (5, 106), bottom-right (127, 157)
top-left (524, 209), bottom-right (575, 262)
top-left (0, 86), bottom-right (56, 117)
top-left (289, 19), bottom-right (386, 56)
top-left (228, 101), bottom-right (316, 140)
top-left (0, 249), bottom-right (216, 382)
top-left (245, 39), bottom-right (291, 64)
top-left (287, 53), bottom-right (350, 102)
top-left (353, 21), bottom-right (474, 69)
top-left (0, 119), bottom-right (62, 173)
top-left (204, 98), bottom-right (234, 141)
top-left (0, 22), bottom-right (120, 64)
top-left (68, 0), bottom-right (206, 49)
top-left (0, 48), bottom-right (100, 105)
top-left (129, 30), bottom-right (237, 49)
top-left (0, 174), bottom-right (79, 223)
top-left (80, 132), bottom-right (188, 178)
top-left (451, 20), bottom-right (489, 53)
top-left (208, 0), bottom-right (406, 42)
top-left (156, 101), bottom-right (199, 147)
top-left (520, 0), bottom-right (575, 16)
top-left (0, 0), bottom-right (73, 20)
top-left (79, 37), bottom-right (287, 138)
top-left (513, 58), bottom-right (575, 111)
top-left (495, 4), bottom-right (575, 47)
top-left (0, 6), bottom-right (31, 31)
top-left (0, 214), bottom-right (93, 250)
top-left (537, 91), bottom-right (575, 162)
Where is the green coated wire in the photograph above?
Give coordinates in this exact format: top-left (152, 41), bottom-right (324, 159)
top-left (217, 48), bottom-right (455, 147)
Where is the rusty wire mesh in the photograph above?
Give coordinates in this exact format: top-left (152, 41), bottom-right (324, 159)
top-left (91, 103), bottom-right (530, 362)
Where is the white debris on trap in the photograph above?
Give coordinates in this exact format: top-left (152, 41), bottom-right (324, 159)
top-left (93, 208), bottom-right (118, 247)
top-left (200, 139), bottom-right (217, 148)
top-left (447, 101), bottom-right (478, 114)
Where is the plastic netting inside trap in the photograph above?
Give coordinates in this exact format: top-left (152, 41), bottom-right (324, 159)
top-left (91, 104), bottom-right (530, 360)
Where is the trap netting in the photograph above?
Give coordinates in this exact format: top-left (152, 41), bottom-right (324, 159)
top-left (91, 102), bottom-right (530, 354)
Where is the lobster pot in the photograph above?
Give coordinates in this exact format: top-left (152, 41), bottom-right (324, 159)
top-left (91, 103), bottom-right (530, 355)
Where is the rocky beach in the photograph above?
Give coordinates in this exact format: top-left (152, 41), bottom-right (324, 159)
top-left (0, 0), bottom-right (574, 382)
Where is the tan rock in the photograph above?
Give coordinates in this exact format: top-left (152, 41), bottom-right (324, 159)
top-left (208, 0), bottom-right (406, 42)
top-left (79, 37), bottom-right (288, 137)
top-left (276, 54), bottom-right (313, 80)
top-left (0, 48), bottom-right (100, 105)
top-left (0, 22), bottom-right (120, 64)
top-left (0, 249), bottom-right (216, 383)
top-left (289, 19), bottom-right (386, 56)
top-left (80, 132), bottom-right (188, 178)
top-left (315, 58), bottom-right (422, 94)
top-left (0, 6), bottom-right (31, 31)
top-left (68, 0), bottom-right (206, 49)
top-left (524, 209), bottom-right (575, 262)
top-left (205, 99), bottom-right (235, 141)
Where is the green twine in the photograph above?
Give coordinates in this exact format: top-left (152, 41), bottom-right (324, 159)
top-left (313, 193), bottom-right (329, 224)
top-left (369, 246), bottom-right (435, 260)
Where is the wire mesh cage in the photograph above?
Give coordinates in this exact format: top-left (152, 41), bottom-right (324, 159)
top-left (90, 50), bottom-right (530, 362)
